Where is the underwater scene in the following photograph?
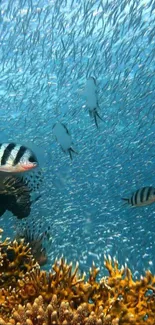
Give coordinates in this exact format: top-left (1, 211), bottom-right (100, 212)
top-left (0, 0), bottom-right (155, 324)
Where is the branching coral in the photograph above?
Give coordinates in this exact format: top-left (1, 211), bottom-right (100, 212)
top-left (18, 259), bottom-right (86, 304)
top-left (0, 229), bottom-right (155, 325)
top-left (0, 237), bottom-right (37, 288)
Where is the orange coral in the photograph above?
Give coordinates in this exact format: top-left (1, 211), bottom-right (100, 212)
top-left (0, 238), bottom-right (37, 288)
top-left (0, 229), bottom-right (155, 324)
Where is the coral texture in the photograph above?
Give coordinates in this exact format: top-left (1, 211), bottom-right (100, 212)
top-left (0, 229), bottom-right (155, 325)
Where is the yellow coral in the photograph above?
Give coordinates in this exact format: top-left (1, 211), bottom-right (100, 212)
top-left (0, 239), bottom-right (38, 289)
top-left (0, 230), bottom-right (154, 324)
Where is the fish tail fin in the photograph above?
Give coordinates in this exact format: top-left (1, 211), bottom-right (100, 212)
top-left (121, 198), bottom-right (129, 206)
top-left (95, 110), bottom-right (104, 121)
top-left (93, 109), bottom-right (103, 128)
top-left (69, 148), bottom-right (78, 160)
top-left (94, 113), bottom-right (99, 128)
top-left (69, 149), bottom-right (73, 160)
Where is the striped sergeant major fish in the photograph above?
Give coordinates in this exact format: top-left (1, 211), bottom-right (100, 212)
top-left (122, 186), bottom-right (155, 207)
top-left (52, 122), bottom-right (78, 160)
top-left (0, 169), bottom-right (42, 219)
top-left (85, 77), bottom-right (103, 128)
top-left (0, 143), bottom-right (38, 173)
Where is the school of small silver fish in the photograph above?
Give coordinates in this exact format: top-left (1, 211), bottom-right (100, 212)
top-left (0, 0), bottom-right (155, 274)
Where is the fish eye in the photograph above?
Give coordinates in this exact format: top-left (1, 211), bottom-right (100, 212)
top-left (29, 155), bottom-right (37, 163)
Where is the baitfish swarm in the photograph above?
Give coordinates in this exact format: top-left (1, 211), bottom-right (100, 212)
top-left (0, 143), bottom-right (38, 173)
top-left (122, 186), bottom-right (155, 207)
top-left (53, 122), bottom-right (77, 160)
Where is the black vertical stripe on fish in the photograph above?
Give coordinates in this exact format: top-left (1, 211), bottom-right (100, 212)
top-left (13, 145), bottom-right (27, 166)
top-left (146, 187), bottom-right (152, 201)
top-left (131, 195), bottom-right (134, 206)
top-left (62, 124), bottom-right (69, 134)
top-left (134, 189), bottom-right (139, 205)
top-left (143, 188), bottom-right (147, 203)
top-left (1, 143), bottom-right (16, 165)
top-left (140, 187), bottom-right (146, 203)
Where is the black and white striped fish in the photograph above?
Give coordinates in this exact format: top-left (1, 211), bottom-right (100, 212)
top-left (0, 169), bottom-right (42, 219)
top-left (0, 143), bottom-right (38, 173)
top-left (122, 186), bottom-right (155, 207)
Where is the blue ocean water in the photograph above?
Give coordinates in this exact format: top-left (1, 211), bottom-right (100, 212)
top-left (0, 0), bottom-right (155, 278)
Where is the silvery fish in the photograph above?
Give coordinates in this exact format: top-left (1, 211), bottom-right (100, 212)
top-left (85, 77), bottom-right (103, 128)
top-left (0, 169), bottom-right (42, 219)
top-left (53, 122), bottom-right (77, 160)
top-left (0, 143), bottom-right (38, 172)
top-left (122, 186), bottom-right (155, 207)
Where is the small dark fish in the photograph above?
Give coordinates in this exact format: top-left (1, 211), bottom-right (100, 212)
top-left (122, 186), bottom-right (155, 207)
top-left (53, 122), bottom-right (78, 160)
top-left (85, 77), bottom-right (103, 128)
top-left (0, 169), bottom-right (42, 219)
top-left (0, 142), bottom-right (38, 172)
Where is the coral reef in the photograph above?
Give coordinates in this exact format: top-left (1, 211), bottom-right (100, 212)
top-left (14, 221), bottom-right (51, 266)
top-left (0, 229), bottom-right (155, 325)
top-left (0, 230), bottom-right (37, 289)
